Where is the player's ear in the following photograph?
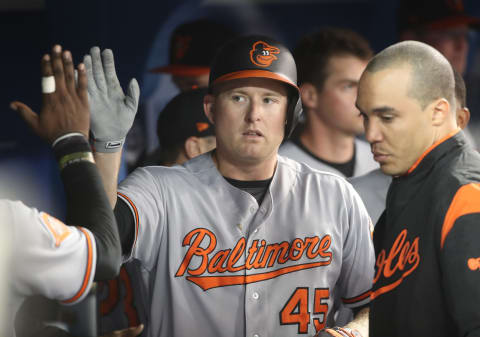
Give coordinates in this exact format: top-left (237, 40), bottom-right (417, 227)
top-left (299, 83), bottom-right (318, 109)
top-left (204, 94), bottom-right (215, 124)
top-left (457, 107), bottom-right (470, 129)
top-left (431, 98), bottom-right (450, 127)
top-left (184, 136), bottom-right (202, 159)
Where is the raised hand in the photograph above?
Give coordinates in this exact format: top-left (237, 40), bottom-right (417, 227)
top-left (11, 45), bottom-right (90, 144)
top-left (83, 47), bottom-right (139, 153)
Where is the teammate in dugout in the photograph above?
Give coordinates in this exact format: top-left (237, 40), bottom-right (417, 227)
top-left (350, 68), bottom-right (473, 225)
top-left (86, 35), bottom-right (375, 337)
top-left (98, 88), bottom-right (216, 335)
top-left (356, 40), bottom-right (480, 337)
top-left (0, 45), bottom-right (141, 336)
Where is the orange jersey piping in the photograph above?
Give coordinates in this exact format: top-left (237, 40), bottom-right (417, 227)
top-left (62, 227), bottom-right (94, 304)
top-left (407, 129), bottom-right (460, 175)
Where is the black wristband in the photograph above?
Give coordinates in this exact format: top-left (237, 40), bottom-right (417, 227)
top-left (52, 135), bottom-right (94, 171)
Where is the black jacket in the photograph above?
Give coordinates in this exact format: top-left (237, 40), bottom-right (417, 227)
top-left (370, 131), bottom-right (480, 337)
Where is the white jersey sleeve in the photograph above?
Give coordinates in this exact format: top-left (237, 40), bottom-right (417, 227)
top-left (337, 182), bottom-right (375, 309)
top-left (1, 200), bottom-right (96, 305)
top-left (117, 167), bottom-right (166, 271)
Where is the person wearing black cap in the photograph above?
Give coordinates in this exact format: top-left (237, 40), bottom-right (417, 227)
top-left (151, 88), bottom-right (216, 166)
top-left (397, 0), bottom-right (480, 149)
top-left (397, 0), bottom-right (480, 75)
top-left (126, 19), bottom-right (235, 170)
top-left (150, 19), bottom-right (236, 91)
top-left (86, 34), bottom-right (374, 337)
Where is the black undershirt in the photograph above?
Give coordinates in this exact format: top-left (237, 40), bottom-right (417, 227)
top-left (293, 137), bottom-right (356, 178)
top-left (224, 177), bottom-right (272, 205)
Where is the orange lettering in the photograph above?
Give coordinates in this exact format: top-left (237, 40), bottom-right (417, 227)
top-left (227, 238), bottom-right (246, 272)
top-left (373, 250), bottom-right (386, 284)
top-left (176, 228), bottom-right (217, 277)
top-left (177, 229), bottom-right (335, 290)
top-left (208, 249), bottom-right (230, 273)
top-left (264, 242), bottom-right (290, 266)
top-left (289, 238), bottom-right (306, 261)
top-left (317, 235), bottom-right (332, 260)
top-left (305, 236), bottom-right (320, 259)
top-left (245, 240), bottom-right (260, 269)
top-left (371, 229), bottom-right (421, 299)
top-left (252, 240), bottom-right (267, 269)
top-left (383, 229), bottom-right (407, 277)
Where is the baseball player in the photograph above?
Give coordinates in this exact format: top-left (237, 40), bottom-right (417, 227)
top-left (356, 40), bottom-right (480, 337)
top-left (279, 28), bottom-right (377, 178)
top-left (350, 68), bottom-right (473, 225)
top-left (98, 88), bottom-right (215, 335)
top-left (139, 87), bottom-right (216, 166)
top-left (2, 44), bottom-right (127, 337)
top-left (86, 35), bottom-right (374, 337)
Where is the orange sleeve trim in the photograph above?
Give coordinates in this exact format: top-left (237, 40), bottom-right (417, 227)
top-left (117, 192), bottom-right (140, 253)
top-left (342, 289), bottom-right (372, 304)
top-left (441, 183), bottom-right (480, 249)
top-left (40, 212), bottom-right (71, 247)
top-left (407, 129), bottom-right (460, 175)
top-left (62, 227), bottom-right (94, 304)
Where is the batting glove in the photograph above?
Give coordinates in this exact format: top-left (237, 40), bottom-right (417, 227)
top-left (83, 46), bottom-right (139, 153)
top-left (315, 327), bottom-right (362, 337)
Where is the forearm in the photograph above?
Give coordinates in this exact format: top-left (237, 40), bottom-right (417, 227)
top-left (54, 135), bottom-right (121, 281)
top-left (345, 307), bottom-right (369, 337)
top-left (93, 151), bottom-right (123, 208)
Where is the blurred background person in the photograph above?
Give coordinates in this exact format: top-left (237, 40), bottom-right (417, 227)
top-left (397, 0), bottom-right (479, 75)
top-left (280, 27), bottom-right (377, 178)
top-left (142, 88), bottom-right (215, 166)
top-left (397, 0), bottom-right (480, 149)
top-left (126, 19), bottom-right (235, 171)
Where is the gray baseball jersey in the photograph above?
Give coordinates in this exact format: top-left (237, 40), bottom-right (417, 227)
top-left (0, 200), bottom-right (97, 326)
top-left (349, 168), bottom-right (391, 225)
top-left (279, 138), bottom-right (378, 178)
top-left (117, 153), bottom-right (374, 337)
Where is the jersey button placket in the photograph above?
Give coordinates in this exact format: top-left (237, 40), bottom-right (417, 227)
top-left (245, 229), bottom-right (265, 337)
top-left (246, 287), bottom-right (265, 337)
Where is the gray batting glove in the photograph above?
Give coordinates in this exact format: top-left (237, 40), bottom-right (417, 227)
top-left (83, 46), bottom-right (139, 153)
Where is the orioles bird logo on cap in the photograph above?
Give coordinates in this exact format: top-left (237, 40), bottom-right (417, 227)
top-left (249, 41), bottom-right (280, 67)
top-left (196, 122), bottom-right (210, 133)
